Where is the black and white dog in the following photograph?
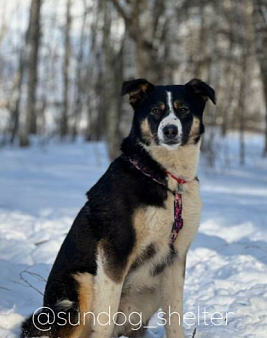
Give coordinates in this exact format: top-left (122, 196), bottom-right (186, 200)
top-left (21, 78), bottom-right (216, 338)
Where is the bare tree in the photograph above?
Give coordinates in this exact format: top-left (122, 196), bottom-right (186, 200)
top-left (26, 0), bottom-right (42, 135)
top-left (110, 0), bottom-right (169, 83)
top-left (20, 0), bottom-right (42, 146)
top-left (101, 0), bottom-right (125, 159)
top-left (10, 51), bottom-right (24, 145)
top-left (252, 0), bottom-right (267, 157)
top-left (60, 0), bottom-right (72, 139)
top-left (0, 1), bottom-right (8, 50)
top-left (71, 0), bottom-right (89, 140)
top-left (238, 53), bottom-right (249, 165)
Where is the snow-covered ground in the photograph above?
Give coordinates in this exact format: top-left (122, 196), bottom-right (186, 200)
top-left (0, 133), bottom-right (267, 338)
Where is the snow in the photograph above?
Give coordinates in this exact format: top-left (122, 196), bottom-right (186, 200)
top-left (0, 133), bottom-right (267, 338)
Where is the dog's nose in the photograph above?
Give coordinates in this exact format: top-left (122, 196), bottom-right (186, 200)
top-left (162, 125), bottom-right (178, 139)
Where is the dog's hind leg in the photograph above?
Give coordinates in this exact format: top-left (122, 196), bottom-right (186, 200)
top-left (21, 273), bottom-right (94, 338)
top-left (67, 272), bottom-right (95, 338)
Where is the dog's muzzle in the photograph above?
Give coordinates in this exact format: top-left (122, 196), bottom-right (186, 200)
top-left (161, 124), bottom-right (181, 145)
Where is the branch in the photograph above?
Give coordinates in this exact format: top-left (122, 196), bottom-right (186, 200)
top-left (153, 0), bottom-right (165, 37)
top-left (19, 268), bottom-right (46, 296)
top-left (110, 0), bottom-right (131, 27)
top-left (109, 0), bottom-right (137, 41)
top-left (261, 5), bottom-right (267, 27)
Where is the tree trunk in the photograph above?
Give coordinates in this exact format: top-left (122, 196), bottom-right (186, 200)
top-left (110, 0), bottom-right (167, 83)
top-left (20, 0), bottom-right (42, 146)
top-left (102, 0), bottom-right (123, 159)
top-left (26, 0), bottom-right (41, 135)
top-left (71, 0), bottom-right (88, 141)
top-left (60, 0), bottom-right (72, 139)
top-left (220, 0), bottom-right (235, 137)
top-left (239, 67), bottom-right (247, 166)
top-left (252, 0), bottom-right (267, 157)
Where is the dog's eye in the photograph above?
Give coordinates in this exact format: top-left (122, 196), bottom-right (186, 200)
top-left (151, 108), bottom-right (161, 117)
top-left (180, 107), bottom-right (189, 114)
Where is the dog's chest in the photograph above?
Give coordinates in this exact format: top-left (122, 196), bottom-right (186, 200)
top-left (123, 193), bottom-right (175, 292)
top-left (123, 180), bottom-right (201, 293)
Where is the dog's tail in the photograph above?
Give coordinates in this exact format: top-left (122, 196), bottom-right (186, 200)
top-left (20, 303), bottom-right (79, 338)
top-left (20, 312), bottom-right (53, 338)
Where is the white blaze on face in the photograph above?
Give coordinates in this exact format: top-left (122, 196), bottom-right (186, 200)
top-left (158, 91), bottom-right (182, 148)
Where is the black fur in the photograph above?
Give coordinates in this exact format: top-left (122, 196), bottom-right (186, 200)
top-left (185, 78), bottom-right (216, 104)
top-left (150, 250), bottom-right (176, 277)
top-left (130, 243), bottom-right (156, 271)
top-left (121, 78), bottom-right (154, 97)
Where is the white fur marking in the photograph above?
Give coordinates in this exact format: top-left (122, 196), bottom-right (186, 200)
top-left (92, 251), bottom-right (123, 338)
top-left (167, 91), bottom-right (174, 115)
top-left (55, 299), bottom-right (73, 310)
top-left (157, 91), bottom-right (182, 148)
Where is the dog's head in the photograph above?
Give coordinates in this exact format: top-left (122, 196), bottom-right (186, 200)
top-left (122, 78), bottom-right (216, 150)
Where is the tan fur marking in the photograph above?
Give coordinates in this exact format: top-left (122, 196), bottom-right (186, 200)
top-left (189, 116), bottom-right (200, 141)
top-left (74, 272), bottom-right (94, 338)
top-left (132, 207), bottom-right (149, 243)
top-left (126, 204), bottom-right (173, 286)
top-left (129, 95), bottom-right (139, 105)
top-left (145, 142), bottom-right (201, 187)
top-left (141, 118), bottom-right (153, 143)
top-left (140, 83), bottom-right (149, 92)
top-left (129, 84), bottom-right (149, 104)
top-left (173, 100), bottom-right (181, 109)
top-left (58, 273), bottom-right (94, 338)
top-left (129, 89), bottom-right (141, 104)
top-left (159, 102), bottom-right (165, 110)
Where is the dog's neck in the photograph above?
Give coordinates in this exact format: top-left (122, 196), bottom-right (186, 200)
top-left (121, 136), bottom-right (201, 182)
top-left (145, 142), bottom-right (201, 182)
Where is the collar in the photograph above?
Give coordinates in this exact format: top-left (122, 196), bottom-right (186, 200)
top-left (128, 156), bottom-right (169, 189)
top-left (128, 156), bottom-right (187, 194)
top-left (128, 156), bottom-right (187, 246)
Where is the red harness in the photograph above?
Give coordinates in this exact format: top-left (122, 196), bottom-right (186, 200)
top-left (128, 157), bottom-right (187, 246)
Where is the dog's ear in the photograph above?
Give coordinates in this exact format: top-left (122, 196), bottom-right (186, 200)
top-left (185, 78), bottom-right (216, 105)
top-left (121, 78), bottom-right (155, 107)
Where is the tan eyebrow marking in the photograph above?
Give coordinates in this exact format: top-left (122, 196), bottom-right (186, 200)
top-left (158, 102), bottom-right (165, 110)
top-left (174, 100), bottom-right (181, 109)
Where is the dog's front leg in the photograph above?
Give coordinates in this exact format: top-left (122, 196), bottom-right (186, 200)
top-left (160, 251), bottom-right (186, 338)
top-left (90, 246), bottom-right (127, 338)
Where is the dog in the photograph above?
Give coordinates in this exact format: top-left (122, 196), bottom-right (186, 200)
top-left (21, 78), bottom-right (216, 338)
